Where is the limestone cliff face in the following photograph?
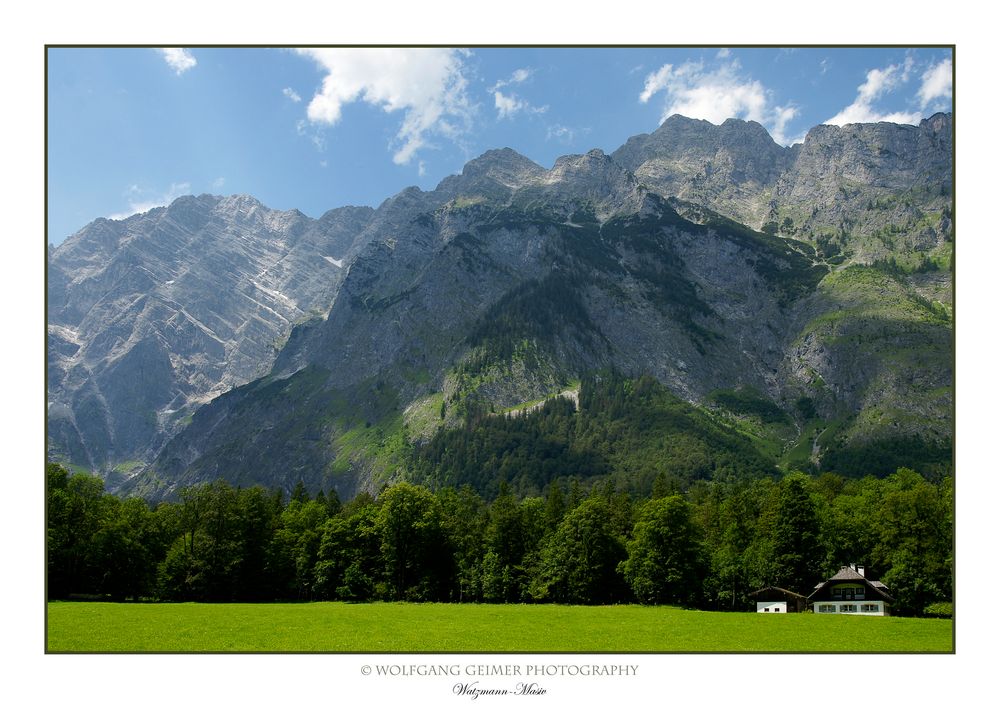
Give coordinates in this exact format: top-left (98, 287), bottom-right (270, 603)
top-left (612, 115), bottom-right (795, 225)
top-left (614, 113), bottom-right (953, 268)
top-left (49, 114), bottom-right (953, 499)
top-left (47, 194), bottom-right (375, 478)
top-left (768, 113), bottom-right (953, 265)
top-left (140, 147), bottom-right (830, 500)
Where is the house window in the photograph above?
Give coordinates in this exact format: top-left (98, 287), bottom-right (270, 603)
top-left (841, 604), bottom-right (858, 612)
top-left (835, 587), bottom-right (865, 600)
top-left (861, 604), bottom-right (879, 612)
top-left (818, 604), bottom-right (836, 613)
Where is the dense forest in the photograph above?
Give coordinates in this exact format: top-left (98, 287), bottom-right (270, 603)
top-left (415, 374), bottom-right (779, 500)
top-left (47, 454), bottom-right (953, 615)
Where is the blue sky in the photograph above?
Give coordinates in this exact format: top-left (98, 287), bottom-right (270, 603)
top-left (46, 46), bottom-right (952, 245)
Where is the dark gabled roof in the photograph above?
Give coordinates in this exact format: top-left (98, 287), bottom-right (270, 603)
top-left (808, 566), bottom-right (894, 602)
top-left (828, 566), bottom-right (867, 582)
top-left (748, 586), bottom-right (809, 601)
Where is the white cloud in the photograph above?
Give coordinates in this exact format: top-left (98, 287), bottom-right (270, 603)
top-left (489, 68), bottom-right (546, 120)
top-left (638, 59), bottom-right (801, 145)
top-left (295, 48), bottom-right (473, 165)
top-left (157, 48), bottom-right (196, 75)
top-left (824, 59), bottom-right (923, 126)
top-left (716, 48), bottom-right (731, 59)
top-left (283, 87), bottom-right (302, 103)
top-left (546, 124), bottom-right (588, 145)
top-left (511, 68), bottom-right (531, 84)
top-left (640, 61), bottom-right (768, 123)
top-left (490, 67), bottom-right (533, 92)
top-left (918, 58), bottom-right (952, 110)
top-left (212, 177), bottom-right (226, 190)
top-left (494, 91), bottom-right (526, 119)
top-left (771, 104), bottom-right (803, 146)
top-left (109, 182), bottom-right (191, 219)
top-left (639, 64), bottom-right (675, 104)
top-left (493, 89), bottom-right (547, 120)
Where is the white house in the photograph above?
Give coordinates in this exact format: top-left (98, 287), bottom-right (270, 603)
top-left (808, 564), bottom-right (893, 616)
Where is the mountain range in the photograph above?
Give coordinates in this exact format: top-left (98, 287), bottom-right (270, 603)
top-left (46, 112), bottom-right (954, 500)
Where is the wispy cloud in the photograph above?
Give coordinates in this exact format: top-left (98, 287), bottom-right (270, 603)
top-left (157, 48), bottom-right (197, 75)
top-left (282, 87), bottom-right (302, 103)
top-left (493, 90), bottom-right (547, 120)
top-left (490, 67), bottom-right (546, 120)
top-left (546, 124), bottom-right (588, 145)
top-left (295, 48), bottom-right (474, 165)
top-left (109, 182), bottom-right (191, 220)
top-left (297, 119), bottom-right (327, 153)
top-left (494, 91), bottom-right (527, 119)
top-left (491, 67), bottom-right (533, 91)
top-left (639, 58), bottom-right (802, 146)
top-left (918, 58), bottom-right (952, 111)
top-left (824, 57), bottom-right (923, 126)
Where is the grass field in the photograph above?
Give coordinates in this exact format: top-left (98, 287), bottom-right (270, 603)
top-left (46, 602), bottom-right (953, 653)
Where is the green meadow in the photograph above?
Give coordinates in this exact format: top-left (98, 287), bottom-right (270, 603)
top-left (47, 602), bottom-right (953, 653)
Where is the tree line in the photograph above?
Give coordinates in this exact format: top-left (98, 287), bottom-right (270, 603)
top-left (47, 462), bottom-right (952, 616)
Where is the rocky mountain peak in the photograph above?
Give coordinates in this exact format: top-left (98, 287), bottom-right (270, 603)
top-left (791, 112), bottom-right (952, 191)
top-left (537, 148), bottom-right (643, 218)
top-left (464, 147), bottom-right (545, 178)
top-left (621, 114), bottom-right (788, 159)
top-left (213, 193), bottom-right (266, 215)
top-left (46, 192), bottom-right (380, 479)
top-left (610, 114), bottom-right (794, 226)
top-left (921, 112), bottom-right (951, 134)
top-left (436, 147), bottom-right (546, 199)
top-left (551, 147), bottom-right (612, 169)
top-left (656, 113), bottom-right (715, 131)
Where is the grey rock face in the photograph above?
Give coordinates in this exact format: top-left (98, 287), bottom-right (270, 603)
top-left (140, 158), bottom-right (831, 500)
top-left (47, 194), bottom-right (375, 480)
top-left (613, 113), bottom-right (953, 268)
top-left (436, 147), bottom-right (547, 200)
top-left (767, 113), bottom-right (953, 264)
top-left (50, 113), bottom-right (953, 500)
top-left (612, 115), bottom-right (796, 225)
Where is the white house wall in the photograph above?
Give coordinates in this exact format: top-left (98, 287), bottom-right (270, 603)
top-left (812, 601), bottom-right (887, 616)
top-left (756, 601), bottom-right (788, 613)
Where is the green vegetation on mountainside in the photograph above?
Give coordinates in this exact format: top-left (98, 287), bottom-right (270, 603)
top-left (784, 264), bottom-right (952, 480)
top-left (763, 183), bottom-right (952, 271)
top-left (411, 373), bottom-right (777, 500)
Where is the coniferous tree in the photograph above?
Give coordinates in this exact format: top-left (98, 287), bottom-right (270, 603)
top-left (770, 472), bottom-right (822, 593)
